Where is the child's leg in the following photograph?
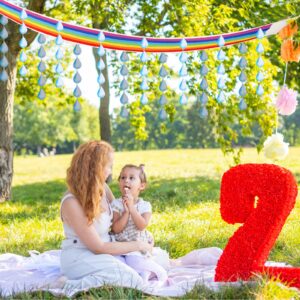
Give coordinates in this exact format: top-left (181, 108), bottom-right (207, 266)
top-left (125, 255), bottom-right (168, 282)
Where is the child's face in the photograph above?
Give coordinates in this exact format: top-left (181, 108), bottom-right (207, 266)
top-left (119, 167), bottom-right (145, 199)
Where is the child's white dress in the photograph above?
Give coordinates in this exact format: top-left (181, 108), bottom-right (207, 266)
top-left (111, 198), bottom-right (169, 282)
top-left (111, 198), bottom-right (153, 243)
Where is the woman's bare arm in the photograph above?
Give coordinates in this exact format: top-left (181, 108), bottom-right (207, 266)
top-left (61, 198), bottom-right (151, 254)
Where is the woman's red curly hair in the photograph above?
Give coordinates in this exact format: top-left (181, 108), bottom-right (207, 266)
top-left (66, 140), bottom-right (114, 224)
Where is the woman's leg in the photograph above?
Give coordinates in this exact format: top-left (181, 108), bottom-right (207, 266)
top-left (61, 249), bottom-right (144, 296)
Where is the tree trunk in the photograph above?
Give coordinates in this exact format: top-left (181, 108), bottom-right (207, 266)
top-left (92, 7), bottom-right (112, 143)
top-left (0, 0), bottom-right (46, 201)
top-left (92, 48), bottom-right (111, 143)
top-left (0, 50), bottom-right (17, 202)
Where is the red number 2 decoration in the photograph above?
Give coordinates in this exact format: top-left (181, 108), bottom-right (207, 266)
top-left (215, 164), bottom-right (300, 287)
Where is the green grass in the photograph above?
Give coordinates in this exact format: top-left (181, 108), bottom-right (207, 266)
top-left (2, 147), bottom-right (300, 299)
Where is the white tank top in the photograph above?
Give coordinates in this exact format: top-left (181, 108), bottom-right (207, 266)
top-left (60, 188), bottom-right (112, 249)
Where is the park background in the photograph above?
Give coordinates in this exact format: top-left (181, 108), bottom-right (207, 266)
top-left (1, 0), bottom-right (300, 298)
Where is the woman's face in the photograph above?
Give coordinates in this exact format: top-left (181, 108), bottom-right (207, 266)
top-left (104, 152), bottom-right (114, 181)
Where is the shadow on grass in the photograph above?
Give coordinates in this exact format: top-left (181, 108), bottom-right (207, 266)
top-left (109, 176), bottom-right (220, 212)
top-left (5, 176), bottom-right (220, 222)
top-left (0, 180), bottom-right (67, 225)
top-left (12, 180), bottom-right (67, 205)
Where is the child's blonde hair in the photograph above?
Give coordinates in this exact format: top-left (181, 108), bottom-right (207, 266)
top-left (119, 164), bottom-right (147, 184)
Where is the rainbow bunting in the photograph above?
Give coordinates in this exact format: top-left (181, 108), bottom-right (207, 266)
top-left (0, 0), bottom-right (292, 52)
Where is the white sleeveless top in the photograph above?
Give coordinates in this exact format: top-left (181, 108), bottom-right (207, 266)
top-left (60, 187), bottom-right (113, 250)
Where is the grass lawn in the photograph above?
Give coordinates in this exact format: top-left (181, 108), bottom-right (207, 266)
top-left (1, 147), bottom-right (300, 299)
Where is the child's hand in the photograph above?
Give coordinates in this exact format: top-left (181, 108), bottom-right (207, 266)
top-left (123, 188), bottom-right (135, 210)
top-left (122, 198), bottom-right (129, 212)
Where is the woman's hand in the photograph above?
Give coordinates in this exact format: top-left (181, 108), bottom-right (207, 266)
top-left (136, 241), bottom-right (153, 253)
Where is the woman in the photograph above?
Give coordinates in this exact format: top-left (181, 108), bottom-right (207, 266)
top-left (60, 140), bottom-right (151, 291)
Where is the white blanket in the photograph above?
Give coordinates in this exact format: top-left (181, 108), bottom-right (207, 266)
top-left (0, 247), bottom-right (288, 297)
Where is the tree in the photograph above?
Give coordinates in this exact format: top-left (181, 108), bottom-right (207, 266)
top-left (71, 0), bottom-right (135, 143)
top-left (0, 1), bottom-right (47, 201)
top-left (68, 0), bottom-right (299, 162)
top-left (0, 0), bottom-right (77, 201)
top-left (116, 0), bottom-right (299, 163)
top-left (14, 99), bottom-right (75, 153)
top-left (112, 99), bottom-right (217, 151)
top-left (14, 98), bottom-right (99, 153)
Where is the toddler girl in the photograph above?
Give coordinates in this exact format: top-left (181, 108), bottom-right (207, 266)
top-left (111, 164), bottom-right (168, 282)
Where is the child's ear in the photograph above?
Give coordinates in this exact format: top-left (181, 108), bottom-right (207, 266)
top-left (140, 182), bottom-right (146, 191)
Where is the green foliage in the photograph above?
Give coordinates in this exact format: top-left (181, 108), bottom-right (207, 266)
top-left (282, 104), bottom-right (300, 146)
top-left (14, 41), bottom-right (99, 152)
top-left (70, 0), bottom-right (133, 30)
top-left (112, 99), bottom-right (218, 151)
top-left (108, 0), bottom-right (299, 163)
top-left (13, 98), bottom-right (99, 152)
top-left (15, 0), bottom-right (300, 162)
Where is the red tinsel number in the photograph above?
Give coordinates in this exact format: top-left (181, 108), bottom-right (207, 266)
top-left (215, 164), bottom-right (300, 287)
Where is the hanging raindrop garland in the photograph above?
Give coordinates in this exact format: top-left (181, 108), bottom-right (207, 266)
top-left (0, 0), bottom-right (295, 117)
top-left (158, 53), bottom-right (168, 120)
top-left (120, 51), bottom-right (129, 118)
top-left (199, 50), bottom-right (209, 118)
top-left (19, 9), bottom-right (28, 77)
top-left (55, 21), bottom-right (64, 88)
top-left (73, 43), bottom-right (82, 112)
top-left (238, 43), bottom-right (248, 110)
top-left (37, 34), bottom-right (47, 100)
top-left (216, 36), bottom-right (226, 104)
top-left (97, 31), bottom-right (105, 102)
top-left (256, 28), bottom-right (265, 96)
top-left (140, 37), bottom-right (149, 105)
top-left (0, 15), bottom-right (8, 81)
top-left (179, 39), bottom-right (188, 105)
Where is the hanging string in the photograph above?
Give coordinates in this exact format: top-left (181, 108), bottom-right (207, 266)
top-left (97, 31), bottom-right (106, 101)
top-left (283, 62), bottom-right (288, 85)
top-left (216, 36), bottom-right (226, 103)
top-left (275, 62), bottom-right (289, 134)
top-left (238, 43), bottom-right (248, 110)
top-left (179, 39), bottom-right (188, 105)
top-left (199, 50), bottom-right (209, 118)
top-left (19, 9), bottom-right (28, 77)
top-left (140, 37), bottom-right (149, 105)
top-left (158, 53), bottom-right (168, 120)
top-left (55, 21), bottom-right (64, 88)
top-left (73, 44), bottom-right (82, 112)
top-left (0, 15), bottom-right (9, 81)
top-left (256, 28), bottom-right (265, 96)
top-left (120, 51), bottom-right (129, 118)
top-left (37, 34), bottom-right (47, 100)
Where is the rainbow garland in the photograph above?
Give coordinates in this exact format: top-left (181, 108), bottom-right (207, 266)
top-left (0, 0), bottom-right (291, 52)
